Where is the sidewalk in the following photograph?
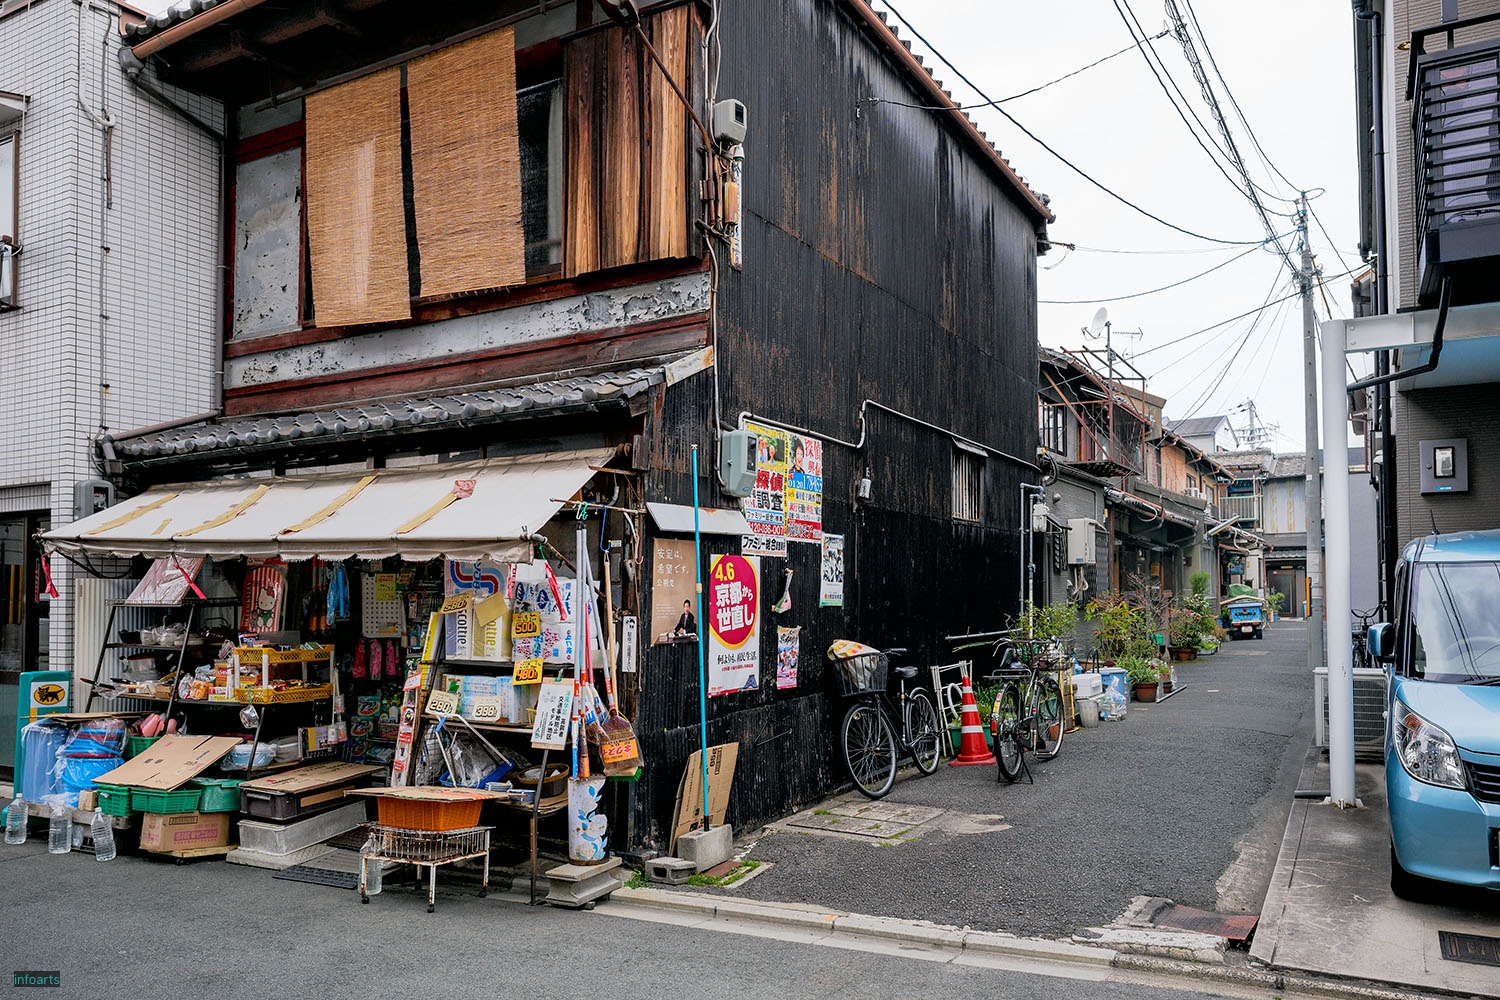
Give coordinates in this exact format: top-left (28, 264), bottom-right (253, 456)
top-left (1250, 749), bottom-right (1500, 997)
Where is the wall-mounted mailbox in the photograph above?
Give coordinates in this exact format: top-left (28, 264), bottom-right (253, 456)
top-left (1419, 437), bottom-right (1469, 495)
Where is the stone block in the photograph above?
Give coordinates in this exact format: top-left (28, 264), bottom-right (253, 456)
top-left (676, 824), bottom-right (732, 871)
top-left (544, 856), bottom-right (623, 909)
top-left (646, 856), bottom-right (696, 885)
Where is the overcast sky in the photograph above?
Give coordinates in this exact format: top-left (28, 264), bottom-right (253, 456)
top-left (896, 0), bottom-right (1360, 452)
top-left (136, 0), bottom-right (1359, 451)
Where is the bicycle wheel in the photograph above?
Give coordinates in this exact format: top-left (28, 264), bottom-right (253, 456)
top-left (904, 689), bottom-right (943, 775)
top-left (1033, 675), bottom-right (1065, 760)
top-left (993, 683), bottom-right (1024, 783)
top-left (841, 700), bottom-right (897, 799)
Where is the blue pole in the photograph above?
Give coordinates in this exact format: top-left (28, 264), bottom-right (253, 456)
top-left (691, 445), bottom-right (711, 830)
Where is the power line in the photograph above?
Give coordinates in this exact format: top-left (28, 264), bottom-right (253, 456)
top-left (861, 30), bottom-right (1169, 112)
top-left (1148, 267), bottom-right (1288, 376)
top-left (873, 2), bottom-right (1267, 247)
top-left (1053, 241), bottom-right (1249, 255)
top-left (1038, 237), bottom-right (1280, 304)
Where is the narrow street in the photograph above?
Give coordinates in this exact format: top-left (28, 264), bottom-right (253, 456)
top-left (713, 623), bottom-right (1312, 938)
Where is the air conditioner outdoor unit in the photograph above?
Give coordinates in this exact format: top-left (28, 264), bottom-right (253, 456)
top-left (1314, 666), bottom-right (1388, 762)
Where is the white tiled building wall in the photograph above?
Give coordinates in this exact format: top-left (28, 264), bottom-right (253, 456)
top-left (0, 0), bottom-right (222, 675)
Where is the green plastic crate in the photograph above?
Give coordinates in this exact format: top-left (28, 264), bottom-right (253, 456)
top-left (130, 787), bottom-right (202, 814)
top-left (189, 778), bottom-right (242, 813)
top-left (96, 784), bottom-right (135, 818)
top-left (125, 735), bottom-right (161, 759)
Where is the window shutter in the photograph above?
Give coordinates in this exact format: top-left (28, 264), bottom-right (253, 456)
top-left (304, 68), bottom-right (411, 327)
top-left (406, 28), bottom-right (526, 297)
top-left (563, 5), bottom-right (696, 278)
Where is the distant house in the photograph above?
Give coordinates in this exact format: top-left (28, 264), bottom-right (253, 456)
top-left (1171, 414), bottom-right (1240, 454)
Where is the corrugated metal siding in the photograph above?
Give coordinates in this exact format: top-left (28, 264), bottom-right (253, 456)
top-left (1393, 382), bottom-right (1500, 545)
top-left (71, 577), bottom-right (138, 709)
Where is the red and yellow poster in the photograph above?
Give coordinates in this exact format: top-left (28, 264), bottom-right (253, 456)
top-left (708, 554), bottom-right (761, 696)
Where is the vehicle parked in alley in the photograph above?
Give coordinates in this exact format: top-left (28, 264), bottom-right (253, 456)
top-left (1220, 596), bottom-right (1266, 640)
top-left (1369, 530), bottom-right (1500, 899)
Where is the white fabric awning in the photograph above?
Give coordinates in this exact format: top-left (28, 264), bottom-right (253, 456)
top-left (45, 448), bottom-right (612, 563)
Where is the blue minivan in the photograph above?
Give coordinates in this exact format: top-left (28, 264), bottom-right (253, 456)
top-left (1370, 530), bottom-right (1500, 899)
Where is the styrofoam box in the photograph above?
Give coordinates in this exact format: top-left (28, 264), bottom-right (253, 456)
top-left (1070, 673), bottom-right (1103, 698)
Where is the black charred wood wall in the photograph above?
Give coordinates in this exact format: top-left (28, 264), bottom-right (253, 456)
top-left (625, 0), bottom-right (1042, 850)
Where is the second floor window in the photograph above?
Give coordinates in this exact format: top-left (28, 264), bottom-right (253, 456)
top-left (1040, 404), bottom-right (1066, 454)
top-left (0, 131), bottom-right (15, 308)
top-left (952, 447), bottom-right (984, 523)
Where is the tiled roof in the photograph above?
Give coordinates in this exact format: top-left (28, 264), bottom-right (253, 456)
top-left (1171, 415), bottom-right (1230, 438)
top-left (122, 0), bottom-right (213, 41)
top-left (107, 367), bottom-right (665, 463)
top-left (1270, 454), bottom-right (1305, 478)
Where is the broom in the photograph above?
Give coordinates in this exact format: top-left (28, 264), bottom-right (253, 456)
top-left (586, 540), bottom-right (642, 777)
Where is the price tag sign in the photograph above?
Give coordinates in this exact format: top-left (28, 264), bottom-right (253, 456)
top-left (512, 610), bottom-right (541, 639)
top-left (440, 594), bottom-right (471, 614)
top-left (469, 696), bottom-right (505, 723)
top-left (530, 681), bottom-right (574, 750)
top-left (425, 689), bottom-right (460, 716)
top-left (511, 659), bottom-right (544, 686)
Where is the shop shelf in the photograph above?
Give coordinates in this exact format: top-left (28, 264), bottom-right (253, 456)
top-left (130, 787), bottom-right (203, 814)
top-left (190, 778), bottom-right (243, 813)
top-left (96, 784), bottom-right (136, 818)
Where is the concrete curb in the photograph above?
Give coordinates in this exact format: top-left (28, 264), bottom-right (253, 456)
top-left (613, 886), bottom-right (1116, 966)
top-left (1112, 954), bottom-right (1468, 1000)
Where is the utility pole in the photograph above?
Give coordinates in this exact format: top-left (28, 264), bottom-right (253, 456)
top-left (1299, 194), bottom-right (1324, 672)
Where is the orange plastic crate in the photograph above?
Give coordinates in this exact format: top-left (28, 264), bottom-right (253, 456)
top-left (375, 797), bottom-right (483, 831)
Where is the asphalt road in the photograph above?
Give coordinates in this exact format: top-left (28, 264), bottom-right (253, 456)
top-left (1, 836), bottom-right (1309, 1000)
top-left (721, 621), bottom-right (1314, 938)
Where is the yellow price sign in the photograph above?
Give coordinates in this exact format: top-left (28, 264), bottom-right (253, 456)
top-left (512, 610), bottom-right (541, 639)
top-left (512, 659), bottom-right (544, 685)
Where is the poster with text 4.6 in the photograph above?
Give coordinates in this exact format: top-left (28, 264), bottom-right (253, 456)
top-left (708, 554), bottom-right (761, 696)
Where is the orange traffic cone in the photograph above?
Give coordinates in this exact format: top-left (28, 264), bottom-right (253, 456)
top-left (949, 674), bottom-right (996, 766)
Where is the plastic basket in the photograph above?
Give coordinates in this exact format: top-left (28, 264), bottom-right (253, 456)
top-left (96, 783), bottom-right (135, 817)
top-left (233, 684), bottom-right (332, 705)
top-left (190, 778), bottom-right (242, 813)
top-left (834, 652), bottom-right (889, 697)
top-left (374, 797), bottom-right (483, 832)
top-left (130, 787), bottom-right (203, 814)
top-left (125, 735), bottom-right (161, 760)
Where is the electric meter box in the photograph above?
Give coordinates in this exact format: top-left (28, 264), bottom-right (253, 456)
top-left (719, 429), bottom-right (759, 498)
top-left (1066, 518), bottom-right (1096, 566)
top-left (74, 479), bottom-right (115, 521)
top-left (713, 99), bottom-right (747, 146)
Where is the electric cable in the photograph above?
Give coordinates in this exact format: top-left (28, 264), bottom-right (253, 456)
top-left (1039, 233), bottom-right (1288, 304)
top-left (873, 1), bottom-right (1266, 246)
top-left (1148, 267), bottom-right (1288, 377)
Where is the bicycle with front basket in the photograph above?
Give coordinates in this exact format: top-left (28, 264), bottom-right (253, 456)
top-left (984, 635), bottom-right (1067, 783)
top-left (827, 640), bottom-right (944, 799)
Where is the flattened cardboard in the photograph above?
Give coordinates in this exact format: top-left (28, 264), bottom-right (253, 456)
top-left (240, 761), bottom-right (380, 794)
top-left (345, 784), bottom-right (509, 803)
top-left (95, 734), bottom-right (243, 790)
top-left (670, 742), bottom-right (739, 852)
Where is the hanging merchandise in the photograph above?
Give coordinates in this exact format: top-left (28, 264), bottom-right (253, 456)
top-left (362, 569), bottom-right (406, 638)
top-left (772, 568), bottom-right (793, 614)
top-left (385, 639), bottom-right (400, 678)
top-left (241, 563), bottom-right (288, 633)
top-left (352, 640), bottom-right (367, 680)
top-left (327, 563), bottom-right (350, 623)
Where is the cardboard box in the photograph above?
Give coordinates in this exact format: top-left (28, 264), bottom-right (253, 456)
top-left (95, 734), bottom-right (244, 790)
top-left (139, 811), bottom-right (230, 853)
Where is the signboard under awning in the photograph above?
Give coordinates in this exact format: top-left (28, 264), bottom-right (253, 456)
top-left (44, 448), bottom-right (612, 563)
top-left (646, 502), bottom-right (750, 536)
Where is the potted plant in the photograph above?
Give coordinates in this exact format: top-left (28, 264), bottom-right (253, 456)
top-left (1155, 658), bottom-right (1175, 693)
top-left (1265, 591), bottom-right (1286, 622)
top-left (1167, 614), bottom-right (1200, 661)
top-left (1119, 654), bottom-right (1159, 702)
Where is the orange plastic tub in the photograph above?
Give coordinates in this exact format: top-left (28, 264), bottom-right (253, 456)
top-left (375, 797), bottom-right (483, 831)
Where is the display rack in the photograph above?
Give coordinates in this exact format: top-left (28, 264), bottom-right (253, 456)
top-left (82, 597), bottom-right (241, 712)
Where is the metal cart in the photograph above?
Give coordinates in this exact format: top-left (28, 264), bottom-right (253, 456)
top-left (359, 823), bottom-right (492, 912)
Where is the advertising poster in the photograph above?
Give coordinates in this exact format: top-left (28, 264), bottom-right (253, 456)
top-left (742, 421), bottom-right (787, 548)
top-left (820, 534), bottom-right (845, 607)
top-left (650, 538), bottom-right (698, 644)
top-left (509, 562), bottom-right (574, 663)
top-left (785, 433), bottom-right (824, 542)
top-left (776, 626), bottom-right (800, 690)
top-left (708, 554), bottom-right (761, 696)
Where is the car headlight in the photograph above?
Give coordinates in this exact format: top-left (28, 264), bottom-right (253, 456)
top-left (1392, 698), bottom-right (1468, 791)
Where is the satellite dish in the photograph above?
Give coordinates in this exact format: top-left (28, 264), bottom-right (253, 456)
top-left (1086, 307), bottom-right (1109, 339)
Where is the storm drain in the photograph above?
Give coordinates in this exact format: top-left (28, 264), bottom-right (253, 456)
top-left (1153, 903), bottom-right (1259, 942)
top-left (1438, 931), bottom-right (1500, 967)
top-left (273, 865), bottom-right (360, 890)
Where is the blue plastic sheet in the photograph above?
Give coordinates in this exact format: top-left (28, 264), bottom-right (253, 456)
top-left (19, 721), bottom-right (68, 802)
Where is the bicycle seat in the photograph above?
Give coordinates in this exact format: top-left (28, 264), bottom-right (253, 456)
top-left (894, 665), bottom-right (919, 679)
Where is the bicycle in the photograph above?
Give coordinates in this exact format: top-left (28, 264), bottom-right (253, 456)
top-left (1352, 606), bottom-right (1382, 670)
top-left (827, 640), bottom-right (944, 799)
top-left (985, 635), bottom-right (1066, 783)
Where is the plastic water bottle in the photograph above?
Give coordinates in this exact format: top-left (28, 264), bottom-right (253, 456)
top-left (47, 801), bottom-right (71, 855)
top-left (91, 810), bottom-right (115, 862)
top-left (4, 796), bottom-right (26, 845)
top-left (360, 835), bottom-right (382, 896)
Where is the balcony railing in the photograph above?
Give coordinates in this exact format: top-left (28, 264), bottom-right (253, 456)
top-left (1410, 14), bottom-right (1500, 304)
top-left (1219, 495), bottom-right (1260, 525)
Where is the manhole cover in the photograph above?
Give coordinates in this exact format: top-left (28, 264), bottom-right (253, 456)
top-left (1154, 904), bottom-right (1259, 942)
top-left (1439, 931), bottom-right (1500, 967)
top-left (784, 802), bottom-right (944, 841)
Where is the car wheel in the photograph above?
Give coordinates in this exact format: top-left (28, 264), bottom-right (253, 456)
top-left (1390, 842), bottom-right (1434, 902)
top-left (1254, 629), bottom-right (1263, 640)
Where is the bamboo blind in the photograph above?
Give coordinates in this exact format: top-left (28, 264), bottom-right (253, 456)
top-left (305, 68), bottom-right (412, 327)
top-left (407, 28), bottom-right (526, 297)
top-left (564, 6), bottom-right (695, 277)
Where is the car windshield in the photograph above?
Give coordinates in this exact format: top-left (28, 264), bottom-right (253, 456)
top-left (1411, 561), bottom-right (1500, 682)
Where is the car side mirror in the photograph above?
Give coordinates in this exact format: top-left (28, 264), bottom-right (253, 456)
top-left (1368, 623), bottom-right (1395, 660)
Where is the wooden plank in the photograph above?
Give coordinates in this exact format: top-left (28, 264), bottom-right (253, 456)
top-left (645, 6), bottom-right (690, 260)
top-left (602, 26), bottom-right (642, 269)
top-left (563, 30), bottom-right (600, 278)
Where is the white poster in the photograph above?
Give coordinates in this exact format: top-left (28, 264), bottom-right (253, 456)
top-left (708, 555), bottom-right (761, 697)
top-left (820, 534), bottom-right (845, 607)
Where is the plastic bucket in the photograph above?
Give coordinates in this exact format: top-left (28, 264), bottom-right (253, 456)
top-left (1077, 697), bottom-right (1101, 728)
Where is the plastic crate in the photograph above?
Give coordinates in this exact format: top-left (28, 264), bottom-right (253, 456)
top-left (125, 735), bottom-right (161, 759)
top-left (232, 683), bottom-right (333, 705)
top-left (130, 787), bottom-right (203, 814)
top-left (375, 797), bottom-right (483, 832)
top-left (190, 778), bottom-right (242, 813)
top-left (833, 652), bottom-right (889, 697)
top-left (96, 783), bottom-right (135, 818)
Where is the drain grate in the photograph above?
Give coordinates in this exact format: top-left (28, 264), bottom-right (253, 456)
top-left (273, 865), bottom-right (360, 890)
top-left (1154, 904), bottom-right (1259, 942)
top-left (1438, 931), bottom-right (1500, 967)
